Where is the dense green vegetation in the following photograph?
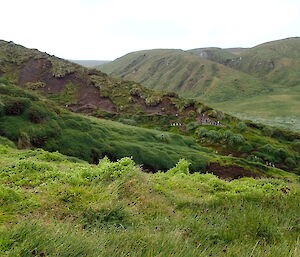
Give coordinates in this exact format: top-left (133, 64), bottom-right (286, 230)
top-left (0, 84), bottom-right (212, 171)
top-left (0, 143), bottom-right (299, 256)
top-left (1, 38), bottom-right (300, 256)
top-left (0, 83), bottom-right (299, 175)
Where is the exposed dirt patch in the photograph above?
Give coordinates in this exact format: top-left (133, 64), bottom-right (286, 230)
top-left (133, 96), bottom-right (177, 115)
top-left (18, 58), bottom-right (117, 114)
top-left (77, 83), bottom-right (117, 113)
top-left (206, 162), bottom-right (259, 180)
top-left (18, 58), bottom-right (68, 93)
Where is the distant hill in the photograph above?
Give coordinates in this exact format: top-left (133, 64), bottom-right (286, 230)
top-left (99, 49), bottom-right (272, 102)
top-left (70, 60), bottom-right (111, 67)
top-left (226, 37), bottom-right (300, 85)
top-left (98, 38), bottom-right (300, 131)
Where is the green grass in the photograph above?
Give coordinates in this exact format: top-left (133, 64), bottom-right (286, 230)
top-left (0, 144), bottom-right (299, 256)
top-left (210, 84), bottom-right (300, 132)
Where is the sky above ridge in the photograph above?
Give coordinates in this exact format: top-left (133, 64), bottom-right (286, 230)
top-left (1, 0), bottom-right (299, 60)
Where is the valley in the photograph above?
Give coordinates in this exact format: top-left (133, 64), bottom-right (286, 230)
top-left (0, 39), bottom-right (299, 256)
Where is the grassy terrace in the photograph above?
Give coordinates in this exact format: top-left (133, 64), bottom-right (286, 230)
top-left (0, 143), bottom-right (299, 256)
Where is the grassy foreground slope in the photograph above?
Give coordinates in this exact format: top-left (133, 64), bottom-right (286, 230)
top-left (100, 49), bottom-right (271, 102)
top-left (0, 143), bottom-right (300, 256)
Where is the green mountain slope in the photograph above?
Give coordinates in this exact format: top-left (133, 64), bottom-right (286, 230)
top-left (98, 38), bottom-right (300, 131)
top-left (227, 37), bottom-right (300, 81)
top-left (100, 49), bottom-right (272, 102)
top-left (0, 83), bottom-right (212, 171)
top-left (1, 83), bottom-right (299, 175)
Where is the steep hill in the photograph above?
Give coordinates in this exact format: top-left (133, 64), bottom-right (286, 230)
top-left (0, 40), bottom-right (217, 122)
top-left (100, 49), bottom-right (272, 102)
top-left (227, 37), bottom-right (300, 82)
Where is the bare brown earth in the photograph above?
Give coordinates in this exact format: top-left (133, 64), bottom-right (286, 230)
top-left (206, 163), bottom-right (259, 180)
top-left (19, 58), bottom-right (68, 93)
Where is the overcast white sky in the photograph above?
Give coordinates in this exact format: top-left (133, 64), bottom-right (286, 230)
top-left (1, 0), bottom-right (299, 60)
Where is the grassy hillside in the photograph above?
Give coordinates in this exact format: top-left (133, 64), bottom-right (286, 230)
top-left (0, 83), bottom-right (214, 172)
top-left (227, 37), bottom-right (300, 79)
top-left (1, 39), bottom-right (300, 256)
top-left (99, 38), bottom-right (300, 131)
top-left (100, 49), bottom-right (272, 102)
top-left (0, 143), bottom-right (299, 256)
top-left (1, 83), bottom-right (299, 176)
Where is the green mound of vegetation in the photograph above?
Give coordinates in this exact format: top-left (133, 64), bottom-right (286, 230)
top-left (0, 143), bottom-right (299, 256)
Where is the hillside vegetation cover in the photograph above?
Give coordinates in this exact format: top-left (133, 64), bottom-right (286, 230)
top-left (99, 38), bottom-right (300, 131)
top-left (0, 84), bottom-right (210, 171)
top-left (100, 49), bottom-right (271, 102)
top-left (0, 143), bottom-right (299, 256)
top-left (0, 83), bottom-right (299, 176)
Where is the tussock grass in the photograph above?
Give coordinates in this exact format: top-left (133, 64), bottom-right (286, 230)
top-left (0, 144), bottom-right (299, 256)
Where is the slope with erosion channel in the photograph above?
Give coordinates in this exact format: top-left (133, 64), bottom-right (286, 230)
top-left (189, 38), bottom-right (300, 130)
top-left (187, 38), bottom-right (300, 86)
top-left (0, 40), bottom-right (236, 130)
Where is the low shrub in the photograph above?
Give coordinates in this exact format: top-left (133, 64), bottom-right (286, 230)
top-left (167, 159), bottom-right (190, 175)
top-left (186, 122), bottom-right (198, 132)
top-left (235, 122), bottom-right (247, 132)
